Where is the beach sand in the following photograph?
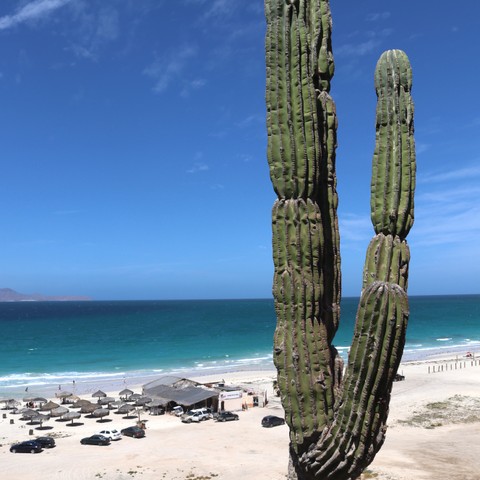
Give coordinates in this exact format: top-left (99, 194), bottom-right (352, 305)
top-left (1, 353), bottom-right (480, 480)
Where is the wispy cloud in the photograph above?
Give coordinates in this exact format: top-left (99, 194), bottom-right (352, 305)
top-left (419, 165), bottom-right (480, 184)
top-left (412, 165), bottom-right (480, 247)
top-left (0, 0), bottom-right (73, 30)
top-left (187, 163), bottom-right (209, 174)
top-left (144, 45), bottom-right (198, 94)
top-left (180, 78), bottom-right (207, 98)
top-left (366, 12), bottom-right (391, 22)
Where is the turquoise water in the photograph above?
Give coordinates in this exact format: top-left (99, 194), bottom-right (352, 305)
top-left (0, 295), bottom-right (479, 395)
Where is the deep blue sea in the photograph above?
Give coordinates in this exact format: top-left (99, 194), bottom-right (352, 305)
top-left (1, 295), bottom-right (479, 396)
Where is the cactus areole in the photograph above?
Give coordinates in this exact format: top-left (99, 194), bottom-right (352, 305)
top-left (265, 1), bottom-right (416, 479)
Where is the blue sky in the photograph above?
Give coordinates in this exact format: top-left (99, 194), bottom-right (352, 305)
top-left (0, 0), bottom-right (479, 300)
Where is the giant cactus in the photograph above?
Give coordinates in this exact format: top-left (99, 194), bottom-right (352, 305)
top-left (265, 1), bottom-right (415, 478)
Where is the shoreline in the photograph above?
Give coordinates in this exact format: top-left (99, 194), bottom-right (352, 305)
top-left (2, 344), bottom-right (478, 400)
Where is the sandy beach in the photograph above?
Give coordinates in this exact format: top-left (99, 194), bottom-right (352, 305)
top-left (1, 352), bottom-right (480, 480)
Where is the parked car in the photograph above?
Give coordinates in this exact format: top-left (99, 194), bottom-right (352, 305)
top-left (121, 426), bottom-right (145, 438)
top-left (216, 411), bottom-right (239, 422)
top-left (172, 406), bottom-right (184, 416)
top-left (80, 434), bottom-right (111, 446)
top-left (35, 437), bottom-right (56, 449)
top-left (97, 428), bottom-right (122, 441)
top-left (261, 415), bottom-right (285, 428)
top-left (181, 408), bottom-right (211, 423)
top-left (10, 441), bottom-right (43, 454)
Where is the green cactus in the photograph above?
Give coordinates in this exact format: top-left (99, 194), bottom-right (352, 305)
top-left (265, 0), bottom-right (415, 478)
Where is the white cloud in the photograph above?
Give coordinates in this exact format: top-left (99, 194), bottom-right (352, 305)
top-left (187, 163), bottom-right (209, 174)
top-left (144, 45), bottom-right (198, 94)
top-left (335, 38), bottom-right (382, 57)
top-left (0, 0), bottom-right (73, 30)
top-left (180, 78), bottom-right (207, 98)
top-left (366, 12), bottom-right (391, 22)
top-left (419, 165), bottom-right (480, 184)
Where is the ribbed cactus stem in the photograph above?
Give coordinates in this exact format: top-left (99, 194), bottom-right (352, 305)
top-left (265, 1), bottom-right (415, 478)
top-left (267, 0), bottom-right (342, 454)
top-left (371, 50), bottom-right (415, 239)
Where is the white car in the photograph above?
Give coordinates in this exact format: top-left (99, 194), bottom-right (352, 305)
top-left (97, 428), bottom-right (122, 441)
top-left (181, 408), bottom-right (211, 423)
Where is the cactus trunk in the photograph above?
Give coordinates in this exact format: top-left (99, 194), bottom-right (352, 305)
top-left (265, 0), bottom-right (416, 478)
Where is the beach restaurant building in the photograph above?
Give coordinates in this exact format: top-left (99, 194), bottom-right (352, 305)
top-left (142, 376), bottom-right (267, 412)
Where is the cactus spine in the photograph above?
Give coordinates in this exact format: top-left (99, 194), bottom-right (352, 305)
top-left (265, 0), bottom-right (416, 477)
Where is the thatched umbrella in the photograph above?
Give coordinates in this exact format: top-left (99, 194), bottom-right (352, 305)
top-left (64, 394), bottom-right (80, 404)
top-left (80, 403), bottom-right (98, 414)
top-left (135, 396), bottom-right (152, 406)
top-left (56, 391), bottom-right (73, 404)
top-left (31, 413), bottom-right (50, 428)
top-left (40, 400), bottom-right (60, 412)
top-left (92, 408), bottom-right (110, 422)
top-left (20, 408), bottom-right (37, 420)
top-left (23, 396), bottom-right (47, 406)
top-left (116, 403), bottom-right (135, 415)
top-left (92, 390), bottom-right (107, 399)
top-left (60, 411), bottom-right (82, 425)
top-left (1, 399), bottom-right (19, 409)
top-left (50, 406), bottom-right (69, 417)
top-left (99, 396), bottom-right (115, 407)
top-left (119, 388), bottom-right (133, 401)
top-left (72, 399), bottom-right (93, 409)
top-left (129, 393), bottom-right (142, 401)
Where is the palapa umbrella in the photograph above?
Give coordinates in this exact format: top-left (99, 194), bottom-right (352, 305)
top-left (135, 396), bottom-right (152, 406)
top-left (92, 390), bottom-right (107, 399)
top-left (99, 396), bottom-right (115, 406)
top-left (129, 393), bottom-right (142, 401)
top-left (20, 408), bottom-right (38, 420)
top-left (23, 396), bottom-right (47, 404)
top-left (56, 391), bottom-right (73, 404)
top-left (72, 399), bottom-right (93, 409)
top-left (40, 400), bottom-right (60, 412)
top-left (116, 403), bottom-right (135, 415)
top-left (31, 412), bottom-right (50, 428)
top-left (60, 410), bottom-right (82, 425)
top-left (93, 408), bottom-right (110, 422)
top-left (1, 398), bottom-right (19, 409)
top-left (119, 388), bottom-right (133, 400)
top-left (50, 406), bottom-right (69, 417)
top-left (80, 403), bottom-right (98, 414)
top-left (63, 394), bottom-right (80, 404)
top-left (56, 391), bottom-right (72, 399)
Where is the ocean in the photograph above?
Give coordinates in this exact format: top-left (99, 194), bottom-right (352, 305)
top-left (1, 295), bottom-right (479, 396)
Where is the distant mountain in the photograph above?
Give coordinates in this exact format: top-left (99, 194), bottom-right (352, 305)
top-left (0, 288), bottom-right (91, 302)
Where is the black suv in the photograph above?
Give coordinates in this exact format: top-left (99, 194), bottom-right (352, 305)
top-left (35, 437), bottom-right (56, 448)
top-left (261, 415), bottom-right (285, 428)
